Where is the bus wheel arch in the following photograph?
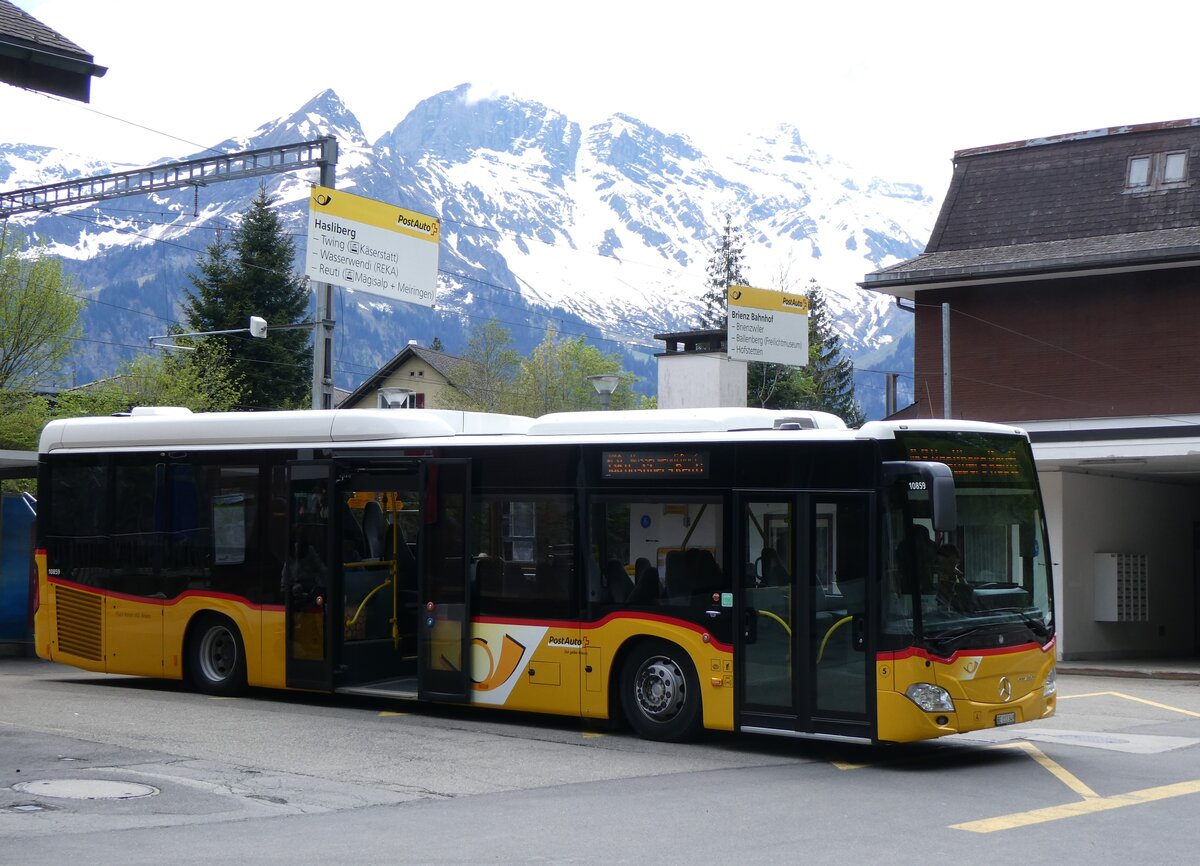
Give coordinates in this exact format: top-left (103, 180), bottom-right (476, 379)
top-left (185, 612), bottom-right (248, 697)
top-left (618, 637), bottom-right (703, 742)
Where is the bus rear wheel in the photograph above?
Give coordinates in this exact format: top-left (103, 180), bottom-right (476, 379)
top-left (188, 614), bottom-right (247, 697)
top-left (620, 640), bottom-right (702, 742)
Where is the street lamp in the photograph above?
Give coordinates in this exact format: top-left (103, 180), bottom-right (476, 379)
top-left (588, 373), bottom-right (621, 410)
top-left (149, 316), bottom-right (269, 351)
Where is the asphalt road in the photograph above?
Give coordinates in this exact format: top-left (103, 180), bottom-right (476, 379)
top-left (3, 657), bottom-right (1199, 864)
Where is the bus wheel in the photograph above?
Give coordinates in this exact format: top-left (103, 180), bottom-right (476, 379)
top-left (620, 640), bottom-right (702, 742)
top-left (188, 615), bottom-right (247, 697)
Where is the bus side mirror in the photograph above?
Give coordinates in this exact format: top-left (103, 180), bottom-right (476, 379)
top-left (883, 461), bottom-right (957, 534)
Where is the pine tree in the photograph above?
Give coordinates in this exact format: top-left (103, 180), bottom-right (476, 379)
top-left (797, 280), bottom-right (865, 426)
top-left (184, 185), bottom-right (312, 409)
top-left (699, 214), bottom-right (748, 328)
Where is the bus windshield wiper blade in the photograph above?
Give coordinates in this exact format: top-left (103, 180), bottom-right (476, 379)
top-left (990, 607), bottom-right (1051, 639)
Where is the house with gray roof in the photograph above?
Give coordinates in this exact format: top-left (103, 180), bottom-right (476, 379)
top-left (863, 119), bottom-right (1200, 663)
top-left (0, 0), bottom-right (106, 102)
top-left (339, 342), bottom-right (477, 410)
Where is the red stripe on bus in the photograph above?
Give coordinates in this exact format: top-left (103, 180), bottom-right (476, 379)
top-left (474, 610), bottom-right (733, 653)
top-left (881, 636), bottom-right (1056, 665)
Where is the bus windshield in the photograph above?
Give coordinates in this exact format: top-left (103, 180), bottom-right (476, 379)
top-left (883, 430), bottom-right (1053, 654)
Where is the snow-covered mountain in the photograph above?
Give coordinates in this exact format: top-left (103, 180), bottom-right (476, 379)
top-left (0, 84), bottom-right (934, 415)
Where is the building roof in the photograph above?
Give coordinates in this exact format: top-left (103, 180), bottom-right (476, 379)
top-left (0, 0), bottom-right (106, 102)
top-left (862, 119), bottom-right (1200, 295)
top-left (339, 344), bottom-right (475, 407)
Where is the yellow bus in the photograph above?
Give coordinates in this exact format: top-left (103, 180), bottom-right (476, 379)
top-left (33, 407), bottom-right (1056, 743)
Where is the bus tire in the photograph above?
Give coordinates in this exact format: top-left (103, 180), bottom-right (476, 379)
top-left (620, 639), bottom-right (702, 742)
top-left (187, 614), bottom-right (247, 697)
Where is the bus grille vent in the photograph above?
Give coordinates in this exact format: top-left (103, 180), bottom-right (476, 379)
top-left (55, 586), bottom-right (103, 661)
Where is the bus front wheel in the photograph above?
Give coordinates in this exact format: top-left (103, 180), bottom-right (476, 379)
top-left (620, 640), bottom-right (702, 742)
top-left (188, 614), bottom-right (247, 697)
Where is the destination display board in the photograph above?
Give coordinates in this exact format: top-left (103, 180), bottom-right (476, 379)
top-left (306, 185), bottom-right (440, 307)
top-left (897, 432), bottom-right (1033, 486)
top-left (726, 285), bottom-right (809, 366)
top-left (601, 450), bottom-right (710, 479)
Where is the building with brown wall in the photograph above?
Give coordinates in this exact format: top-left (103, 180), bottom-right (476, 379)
top-left (863, 120), bottom-right (1200, 661)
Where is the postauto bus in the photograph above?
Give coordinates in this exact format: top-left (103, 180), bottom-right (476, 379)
top-left (33, 406), bottom-right (1055, 743)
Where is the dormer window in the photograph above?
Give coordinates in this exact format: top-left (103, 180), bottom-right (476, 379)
top-left (1126, 151), bottom-right (1189, 191)
top-left (1164, 151), bottom-right (1188, 184)
top-left (1126, 156), bottom-right (1151, 188)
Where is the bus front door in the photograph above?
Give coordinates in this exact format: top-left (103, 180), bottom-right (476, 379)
top-left (417, 459), bottom-right (472, 702)
top-left (737, 493), bottom-right (873, 740)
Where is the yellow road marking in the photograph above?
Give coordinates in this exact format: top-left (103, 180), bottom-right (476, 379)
top-left (833, 761), bottom-right (870, 770)
top-left (582, 731), bottom-right (607, 739)
top-left (1059, 691), bottom-right (1200, 719)
top-left (991, 742), bottom-right (1099, 799)
top-left (378, 710), bottom-right (409, 717)
top-left (951, 779), bottom-right (1200, 833)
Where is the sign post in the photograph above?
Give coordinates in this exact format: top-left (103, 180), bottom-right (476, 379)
top-left (726, 285), bottom-right (809, 366)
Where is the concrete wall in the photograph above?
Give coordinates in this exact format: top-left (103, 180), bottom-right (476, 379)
top-left (1055, 470), bottom-right (1200, 659)
top-left (657, 353), bottom-right (747, 409)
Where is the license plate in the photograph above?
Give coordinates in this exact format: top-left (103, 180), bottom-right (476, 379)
top-left (995, 711), bottom-right (1017, 726)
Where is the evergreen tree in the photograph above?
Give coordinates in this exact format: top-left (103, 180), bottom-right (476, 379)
top-left (699, 214), bottom-right (749, 328)
top-left (796, 280), bottom-right (865, 426)
top-left (429, 336), bottom-right (445, 351)
top-left (183, 185), bottom-right (312, 409)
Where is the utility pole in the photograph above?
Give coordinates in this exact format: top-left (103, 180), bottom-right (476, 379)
top-left (942, 302), bottom-right (952, 419)
top-left (312, 139), bottom-right (338, 409)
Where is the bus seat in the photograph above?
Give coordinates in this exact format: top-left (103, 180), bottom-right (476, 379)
top-left (340, 502), bottom-right (366, 560)
top-left (361, 500), bottom-right (386, 559)
top-left (605, 559), bottom-right (632, 603)
top-left (664, 550), bottom-right (689, 600)
top-left (503, 560), bottom-right (527, 597)
top-left (388, 522), bottom-right (417, 591)
top-left (760, 548), bottom-right (789, 586)
top-left (476, 556), bottom-right (503, 599)
top-left (627, 563), bottom-right (660, 605)
top-left (687, 549), bottom-right (723, 594)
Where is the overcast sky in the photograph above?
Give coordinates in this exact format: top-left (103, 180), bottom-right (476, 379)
top-left (6, 0), bottom-right (1200, 199)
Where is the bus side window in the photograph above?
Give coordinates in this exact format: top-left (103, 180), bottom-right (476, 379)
top-left (475, 494), bottom-right (575, 619)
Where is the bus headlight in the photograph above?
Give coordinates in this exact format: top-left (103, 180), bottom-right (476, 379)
top-left (1043, 667), bottom-right (1057, 697)
top-left (905, 682), bottom-right (955, 713)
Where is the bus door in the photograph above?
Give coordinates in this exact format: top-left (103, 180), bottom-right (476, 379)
top-left (417, 459), bottom-right (472, 702)
top-left (736, 493), bottom-right (873, 740)
top-left (284, 461), bottom-right (338, 690)
top-left (337, 464), bottom-right (422, 688)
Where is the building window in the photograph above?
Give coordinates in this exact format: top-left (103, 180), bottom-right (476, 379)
top-left (1127, 155), bottom-right (1151, 188)
top-left (1126, 151), bottom-right (1189, 191)
top-left (378, 388), bottom-right (415, 409)
top-left (1164, 151), bottom-right (1188, 184)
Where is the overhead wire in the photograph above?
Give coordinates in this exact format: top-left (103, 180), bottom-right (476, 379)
top-left (13, 98), bottom-right (1130, 406)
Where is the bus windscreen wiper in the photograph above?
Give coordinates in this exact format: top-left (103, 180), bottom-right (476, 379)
top-left (989, 607), bottom-right (1051, 640)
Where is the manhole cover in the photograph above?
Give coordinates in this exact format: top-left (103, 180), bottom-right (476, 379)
top-left (12, 779), bottom-right (159, 800)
